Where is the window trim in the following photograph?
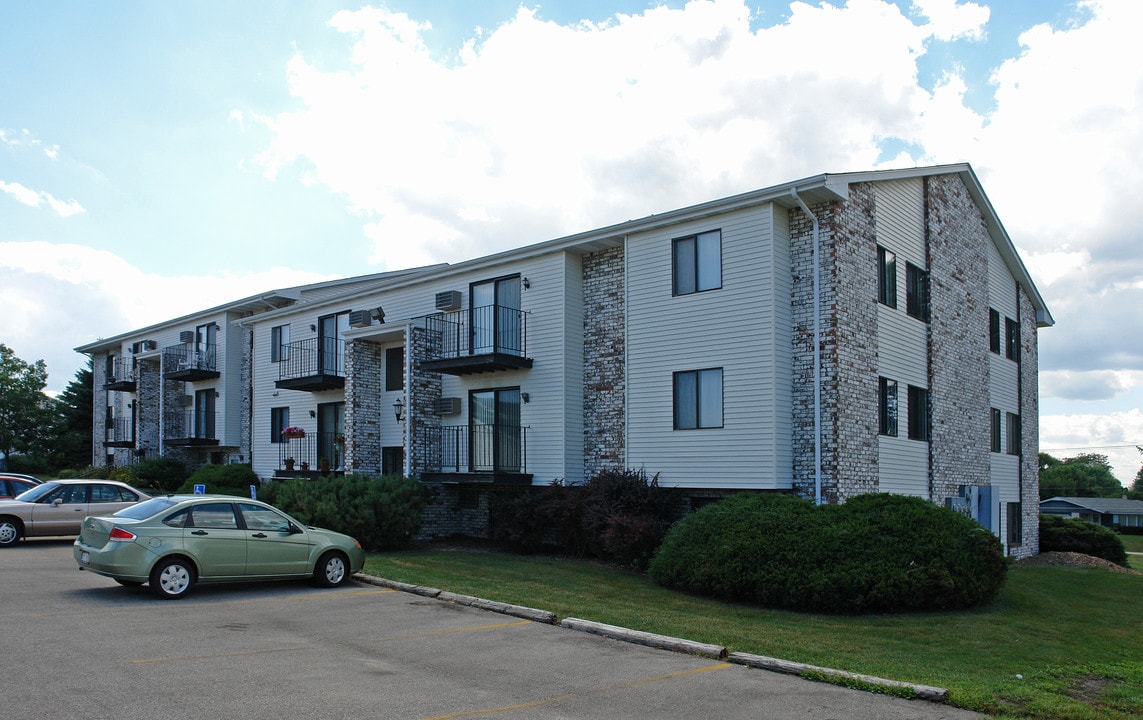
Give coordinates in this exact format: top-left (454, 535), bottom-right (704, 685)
top-left (673, 367), bottom-right (724, 430)
top-left (877, 246), bottom-right (897, 308)
top-left (672, 230), bottom-right (722, 296)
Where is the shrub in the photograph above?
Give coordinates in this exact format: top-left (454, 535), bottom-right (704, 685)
top-left (490, 469), bottom-right (678, 566)
top-left (130, 457), bottom-right (188, 493)
top-left (175, 464), bottom-right (259, 497)
top-left (265, 474), bottom-right (432, 551)
top-left (648, 493), bottom-right (1007, 614)
top-left (1040, 514), bottom-right (1128, 566)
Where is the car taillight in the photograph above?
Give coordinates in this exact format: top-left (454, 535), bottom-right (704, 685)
top-left (109, 527), bottom-right (136, 542)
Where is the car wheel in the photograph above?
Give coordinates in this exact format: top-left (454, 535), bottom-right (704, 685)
top-left (314, 551), bottom-right (350, 588)
top-left (0, 517), bottom-right (22, 547)
top-left (150, 557), bottom-right (195, 599)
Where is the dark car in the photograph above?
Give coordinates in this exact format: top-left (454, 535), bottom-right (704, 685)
top-left (0, 475), bottom-right (40, 500)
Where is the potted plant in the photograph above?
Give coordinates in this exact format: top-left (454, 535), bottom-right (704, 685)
top-left (300, 460), bottom-right (310, 471)
top-left (284, 457), bottom-right (295, 470)
top-left (281, 426), bottom-right (306, 439)
top-left (319, 457), bottom-right (330, 474)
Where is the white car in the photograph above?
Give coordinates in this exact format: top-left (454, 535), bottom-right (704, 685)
top-left (0, 479), bottom-right (149, 546)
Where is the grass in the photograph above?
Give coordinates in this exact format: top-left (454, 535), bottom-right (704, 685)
top-left (364, 547), bottom-right (1143, 720)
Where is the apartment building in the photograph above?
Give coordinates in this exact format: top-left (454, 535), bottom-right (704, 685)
top-left (78, 163), bottom-right (1051, 557)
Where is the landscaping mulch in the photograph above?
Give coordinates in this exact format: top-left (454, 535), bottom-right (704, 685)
top-left (1015, 551), bottom-right (1138, 574)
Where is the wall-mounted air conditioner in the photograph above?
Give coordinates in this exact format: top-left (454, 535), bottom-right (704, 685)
top-left (434, 397), bottom-right (461, 415)
top-left (179, 331), bottom-right (195, 343)
top-left (144, 340), bottom-right (157, 350)
top-left (348, 310), bottom-right (372, 328)
top-left (435, 290), bottom-right (462, 311)
top-left (181, 395), bottom-right (194, 407)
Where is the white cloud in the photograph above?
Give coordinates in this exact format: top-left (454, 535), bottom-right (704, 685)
top-left (0, 179), bottom-right (85, 217)
top-left (1041, 408), bottom-right (1143, 485)
top-left (911, 0), bottom-right (989, 41)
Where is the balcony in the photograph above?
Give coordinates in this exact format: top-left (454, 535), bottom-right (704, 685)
top-left (163, 344), bottom-right (220, 381)
top-left (105, 358), bottom-right (136, 391)
top-left (421, 305), bottom-right (533, 376)
top-left (275, 432), bottom-right (346, 475)
top-left (422, 424), bottom-right (532, 484)
top-left (164, 410), bottom-right (220, 447)
top-left (276, 338), bottom-right (346, 391)
top-left (104, 418), bottom-right (134, 448)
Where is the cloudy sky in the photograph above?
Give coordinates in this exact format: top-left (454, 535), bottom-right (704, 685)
top-left (2, 0), bottom-right (1141, 482)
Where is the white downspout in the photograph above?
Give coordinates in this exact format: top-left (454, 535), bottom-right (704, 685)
top-left (791, 189), bottom-right (822, 505)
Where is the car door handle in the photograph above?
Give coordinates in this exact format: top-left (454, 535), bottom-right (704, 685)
top-left (251, 533), bottom-right (267, 539)
top-left (191, 530), bottom-right (208, 535)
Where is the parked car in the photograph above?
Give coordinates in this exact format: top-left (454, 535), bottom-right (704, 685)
top-left (75, 495), bottom-right (366, 599)
top-left (0, 475), bottom-right (40, 500)
top-left (0, 479), bottom-right (148, 547)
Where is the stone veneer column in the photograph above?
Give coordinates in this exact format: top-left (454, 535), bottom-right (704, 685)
top-left (583, 246), bottom-right (626, 479)
top-left (925, 175), bottom-right (991, 502)
top-left (238, 326), bottom-right (253, 463)
top-left (91, 352), bottom-right (109, 466)
top-left (135, 357), bottom-right (161, 460)
top-left (409, 326), bottom-right (442, 476)
top-left (344, 339), bottom-right (383, 474)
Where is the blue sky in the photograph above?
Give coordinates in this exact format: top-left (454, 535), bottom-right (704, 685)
top-left (2, 0), bottom-right (1141, 481)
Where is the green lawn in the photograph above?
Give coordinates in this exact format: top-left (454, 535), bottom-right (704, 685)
top-left (364, 548), bottom-right (1143, 720)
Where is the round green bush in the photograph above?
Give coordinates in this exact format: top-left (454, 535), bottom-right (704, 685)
top-left (648, 493), bottom-right (1007, 614)
top-left (1039, 514), bottom-right (1128, 566)
top-left (175, 463), bottom-right (259, 497)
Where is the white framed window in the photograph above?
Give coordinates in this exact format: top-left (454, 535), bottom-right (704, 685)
top-left (673, 368), bottom-right (723, 429)
top-left (673, 230), bottom-right (722, 296)
top-left (271, 324), bottom-right (290, 363)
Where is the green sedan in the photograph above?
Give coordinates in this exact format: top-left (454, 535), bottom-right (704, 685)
top-left (75, 495), bottom-right (365, 599)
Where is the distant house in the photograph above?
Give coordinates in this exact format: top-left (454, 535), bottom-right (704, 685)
top-left (77, 163), bottom-right (1051, 558)
top-left (1040, 497), bottom-right (1143, 529)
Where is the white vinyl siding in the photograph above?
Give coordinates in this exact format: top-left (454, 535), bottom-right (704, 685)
top-left (874, 179), bottom-right (929, 496)
top-left (626, 203), bottom-right (792, 489)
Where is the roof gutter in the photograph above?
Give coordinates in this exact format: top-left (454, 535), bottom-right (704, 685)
top-left (791, 188), bottom-right (823, 506)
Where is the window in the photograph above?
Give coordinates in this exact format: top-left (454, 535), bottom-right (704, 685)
top-left (673, 230), bottom-right (722, 295)
top-left (270, 407), bottom-right (289, 444)
top-left (907, 385), bottom-right (930, 441)
top-left (194, 389), bottom-right (216, 439)
top-left (673, 368), bottom-right (723, 430)
top-left (906, 262), bottom-right (930, 321)
top-left (990, 408), bottom-right (1002, 453)
top-left (877, 246), bottom-right (897, 308)
top-left (1006, 413), bottom-right (1021, 456)
top-left (989, 309), bottom-right (1001, 354)
top-left (385, 347), bottom-right (405, 391)
top-left (188, 503), bottom-right (238, 529)
top-left (319, 312), bottom-right (350, 374)
top-left (1005, 317), bottom-right (1020, 361)
top-left (879, 377), bottom-right (898, 437)
top-left (271, 324), bottom-right (290, 363)
top-left (1007, 502), bottom-right (1023, 546)
top-left (471, 276), bottom-right (523, 355)
top-left (382, 447), bottom-right (405, 476)
top-left (470, 388), bottom-right (523, 472)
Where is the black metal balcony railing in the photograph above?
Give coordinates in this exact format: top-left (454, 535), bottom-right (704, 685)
top-left (276, 432), bottom-right (346, 471)
top-left (426, 424), bottom-right (528, 474)
top-left (104, 417), bottom-right (134, 447)
top-left (164, 410), bottom-right (219, 446)
top-left (163, 344), bottom-right (220, 380)
top-left (276, 338), bottom-right (346, 391)
top-left (105, 358), bottom-right (136, 391)
top-left (422, 305), bottom-right (532, 375)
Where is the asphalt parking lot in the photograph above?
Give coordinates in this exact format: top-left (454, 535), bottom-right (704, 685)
top-left (4, 539), bottom-right (980, 719)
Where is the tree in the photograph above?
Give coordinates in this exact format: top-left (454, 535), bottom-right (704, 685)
top-left (1039, 452), bottom-right (1125, 499)
top-left (50, 361), bottom-right (93, 470)
top-left (0, 343), bottom-right (53, 467)
top-left (1128, 447), bottom-right (1143, 501)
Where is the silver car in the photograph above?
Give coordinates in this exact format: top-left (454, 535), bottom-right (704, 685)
top-left (0, 479), bottom-right (148, 546)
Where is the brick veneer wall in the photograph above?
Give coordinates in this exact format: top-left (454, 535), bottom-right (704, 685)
top-left (925, 175), bottom-right (992, 502)
top-left (91, 353), bottom-right (109, 465)
top-left (583, 246), bottom-right (626, 479)
top-left (1017, 290), bottom-right (1041, 558)
top-left (238, 326), bottom-right (253, 463)
top-left (409, 326), bottom-right (443, 476)
top-left (134, 357), bottom-right (161, 461)
top-left (344, 339), bottom-right (384, 474)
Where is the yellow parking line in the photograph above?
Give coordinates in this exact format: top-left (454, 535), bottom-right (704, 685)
top-left (418, 662), bottom-right (733, 719)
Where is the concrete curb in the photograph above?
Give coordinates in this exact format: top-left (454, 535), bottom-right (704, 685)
top-left (728, 652), bottom-right (949, 703)
top-left (355, 574), bottom-right (950, 703)
top-left (560, 617), bottom-right (727, 659)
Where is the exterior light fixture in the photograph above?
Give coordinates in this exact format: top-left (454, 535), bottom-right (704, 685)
top-left (394, 397), bottom-right (406, 423)
top-left (369, 306), bottom-right (385, 323)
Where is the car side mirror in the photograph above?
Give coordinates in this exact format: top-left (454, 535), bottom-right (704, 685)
top-left (52, 498), bottom-right (64, 507)
top-left (288, 522), bottom-right (303, 535)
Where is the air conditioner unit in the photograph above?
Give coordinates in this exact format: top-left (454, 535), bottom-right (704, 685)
top-left (144, 340), bottom-right (157, 351)
top-left (179, 331), bottom-right (195, 343)
top-left (435, 290), bottom-right (462, 311)
top-left (434, 397), bottom-right (461, 415)
top-left (181, 395), bottom-right (194, 407)
top-left (348, 310), bottom-right (372, 328)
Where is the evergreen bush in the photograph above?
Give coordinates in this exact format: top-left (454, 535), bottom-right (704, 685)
top-left (130, 457), bottom-right (188, 493)
top-left (1040, 514), bottom-right (1128, 566)
top-left (648, 492), bottom-right (1007, 614)
top-left (175, 463), bottom-right (259, 497)
top-left (265, 474), bottom-right (432, 551)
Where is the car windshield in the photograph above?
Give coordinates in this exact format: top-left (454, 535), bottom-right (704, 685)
top-left (14, 481), bottom-right (61, 503)
top-left (114, 497), bottom-right (179, 520)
